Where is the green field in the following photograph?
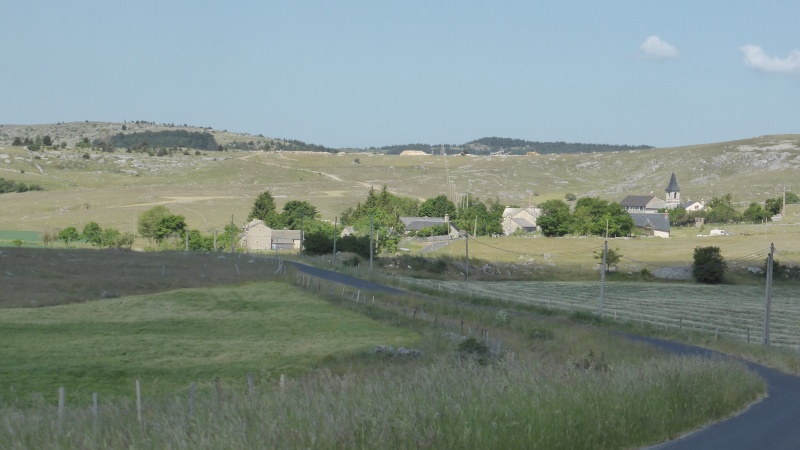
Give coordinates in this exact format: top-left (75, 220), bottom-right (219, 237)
top-left (0, 281), bottom-right (419, 403)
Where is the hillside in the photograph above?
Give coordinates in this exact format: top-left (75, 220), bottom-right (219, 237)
top-left (0, 121), bottom-right (651, 155)
top-left (0, 121), bottom-right (797, 239)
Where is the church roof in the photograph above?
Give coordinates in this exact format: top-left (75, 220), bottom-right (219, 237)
top-left (665, 172), bottom-right (680, 192)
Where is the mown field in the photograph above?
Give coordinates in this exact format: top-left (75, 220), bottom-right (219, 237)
top-left (401, 278), bottom-right (800, 346)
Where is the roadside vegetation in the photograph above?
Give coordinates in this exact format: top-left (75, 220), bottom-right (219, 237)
top-left (0, 249), bottom-right (765, 449)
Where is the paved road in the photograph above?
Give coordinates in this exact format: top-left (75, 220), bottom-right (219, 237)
top-left (628, 334), bottom-right (800, 450)
top-left (289, 261), bottom-right (405, 295)
top-left (289, 263), bottom-right (800, 449)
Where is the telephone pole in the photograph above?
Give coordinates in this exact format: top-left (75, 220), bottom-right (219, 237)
top-left (465, 232), bottom-right (469, 287)
top-left (369, 214), bottom-right (374, 272)
top-left (763, 243), bottom-right (775, 346)
top-left (599, 240), bottom-right (607, 318)
top-left (332, 216), bottom-right (338, 258)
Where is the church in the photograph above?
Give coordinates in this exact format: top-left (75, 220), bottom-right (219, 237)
top-left (621, 172), bottom-right (682, 213)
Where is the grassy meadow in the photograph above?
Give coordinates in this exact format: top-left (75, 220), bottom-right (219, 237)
top-left (0, 280), bottom-right (419, 405)
top-left (0, 262), bottom-right (766, 449)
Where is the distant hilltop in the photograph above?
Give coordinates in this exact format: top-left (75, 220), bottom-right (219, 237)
top-left (0, 121), bottom-right (653, 155)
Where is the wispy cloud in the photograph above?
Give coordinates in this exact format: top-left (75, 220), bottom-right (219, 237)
top-left (639, 36), bottom-right (679, 60)
top-left (740, 45), bottom-right (800, 75)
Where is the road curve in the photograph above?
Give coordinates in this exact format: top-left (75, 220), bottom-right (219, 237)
top-left (628, 334), bottom-right (800, 450)
top-left (290, 263), bottom-right (800, 449)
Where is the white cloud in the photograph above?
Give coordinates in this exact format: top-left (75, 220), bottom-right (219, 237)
top-left (639, 36), bottom-right (679, 59)
top-left (740, 45), bottom-right (800, 75)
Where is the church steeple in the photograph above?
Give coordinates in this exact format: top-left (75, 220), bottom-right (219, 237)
top-left (665, 172), bottom-right (681, 209)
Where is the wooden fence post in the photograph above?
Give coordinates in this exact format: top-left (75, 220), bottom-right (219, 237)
top-left (247, 373), bottom-right (254, 397)
top-left (58, 386), bottom-right (65, 423)
top-left (136, 379), bottom-right (142, 424)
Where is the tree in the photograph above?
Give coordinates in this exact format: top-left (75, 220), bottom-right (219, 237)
top-left (138, 206), bottom-right (171, 243)
top-left (42, 135), bottom-right (53, 147)
top-left (742, 203), bottom-right (770, 223)
top-left (419, 194), bottom-right (456, 218)
top-left (248, 191), bottom-right (278, 224)
top-left (302, 221), bottom-right (335, 255)
top-left (764, 197), bottom-right (783, 216)
top-left (564, 193), bottom-right (577, 201)
top-left (280, 200), bottom-right (319, 230)
top-left (537, 199), bottom-right (572, 237)
top-left (594, 247), bottom-right (622, 270)
top-left (154, 214), bottom-right (187, 243)
top-left (692, 246), bottom-right (727, 284)
top-left (82, 221), bottom-right (103, 246)
top-left (100, 227), bottom-right (122, 248)
top-left (58, 227), bottom-right (80, 247)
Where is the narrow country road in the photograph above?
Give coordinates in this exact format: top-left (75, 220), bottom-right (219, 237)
top-left (291, 262), bottom-right (800, 449)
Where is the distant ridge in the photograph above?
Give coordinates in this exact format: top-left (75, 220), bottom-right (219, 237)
top-left (1, 121), bottom-right (652, 154)
top-left (372, 137), bottom-right (654, 155)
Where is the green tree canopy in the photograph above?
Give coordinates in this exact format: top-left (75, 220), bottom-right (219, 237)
top-left (279, 200), bottom-right (319, 230)
top-left (58, 227), bottom-right (80, 247)
top-left (692, 246), bottom-right (727, 284)
top-left (537, 199), bottom-right (572, 237)
top-left (154, 214), bottom-right (187, 243)
top-left (418, 194), bottom-right (456, 218)
top-left (572, 197), bottom-right (633, 237)
top-left (248, 191), bottom-right (278, 225)
top-left (138, 206), bottom-right (171, 242)
top-left (82, 221), bottom-right (103, 246)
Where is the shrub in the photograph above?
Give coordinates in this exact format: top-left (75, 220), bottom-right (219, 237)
top-left (692, 246), bottom-right (726, 284)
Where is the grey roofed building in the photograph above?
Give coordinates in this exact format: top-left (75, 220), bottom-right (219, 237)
top-left (628, 212), bottom-right (670, 238)
top-left (399, 216), bottom-right (459, 237)
top-left (621, 195), bottom-right (666, 213)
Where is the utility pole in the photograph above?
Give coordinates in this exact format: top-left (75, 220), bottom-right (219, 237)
top-left (473, 216), bottom-right (477, 237)
top-left (599, 240), bottom-right (607, 318)
top-left (763, 242), bottom-right (775, 346)
top-left (465, 232), bottom-right (469, 287)
top-left (333, 216), bottom-right (337, 258)
top-left (185, 231), bottom-right (189, 252)
top-left (300, 213), bottom-right (304, 254)
top-left (369, 214), bottom-right (374, 272)
top-left (213, 229), bottom-right (217, 252)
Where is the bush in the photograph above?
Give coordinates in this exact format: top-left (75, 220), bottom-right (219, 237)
top-left (692, 246), bottom-right (726, 284)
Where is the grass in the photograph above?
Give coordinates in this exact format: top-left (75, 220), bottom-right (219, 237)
top-left (0, 131), bottom-right (799, 252)
top-left (0, 246), bottom-right (770, 449)
top-left (0, 281), bottom-right (419, 405)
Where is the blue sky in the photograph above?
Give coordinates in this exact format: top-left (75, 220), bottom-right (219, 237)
top-left (2, 1), bottom-right (799, 148)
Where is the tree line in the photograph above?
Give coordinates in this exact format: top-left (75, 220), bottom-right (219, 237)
top-left (108, 130), bottom-right (220, 152)
top-left (669, 192), bottom-right (799, 226)
top-left (0, 178), bottom-right (43, 194)
top-left (537, 198), bottom-right (634, 237)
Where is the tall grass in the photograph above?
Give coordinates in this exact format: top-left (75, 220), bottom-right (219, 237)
top-left (0, 355), bottom-right (762, 449)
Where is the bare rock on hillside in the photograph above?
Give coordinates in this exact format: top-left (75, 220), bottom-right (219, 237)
top-left (652, 266), bottom-right (692, 280)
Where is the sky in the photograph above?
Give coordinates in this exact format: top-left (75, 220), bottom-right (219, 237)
top-left (2, 1), bottom-right (799, 149)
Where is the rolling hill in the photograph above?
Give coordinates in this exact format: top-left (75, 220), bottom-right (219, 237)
top-left (0, 121), bottom-right (797, 238)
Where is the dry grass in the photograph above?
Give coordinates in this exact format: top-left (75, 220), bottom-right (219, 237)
top-left (1, 128), bottom-right (799, 249)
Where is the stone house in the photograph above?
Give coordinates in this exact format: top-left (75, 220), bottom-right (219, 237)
top-left (239, 219), bottom-right (302, 251)
top-left (501, 207), bottom-right (541, 235)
